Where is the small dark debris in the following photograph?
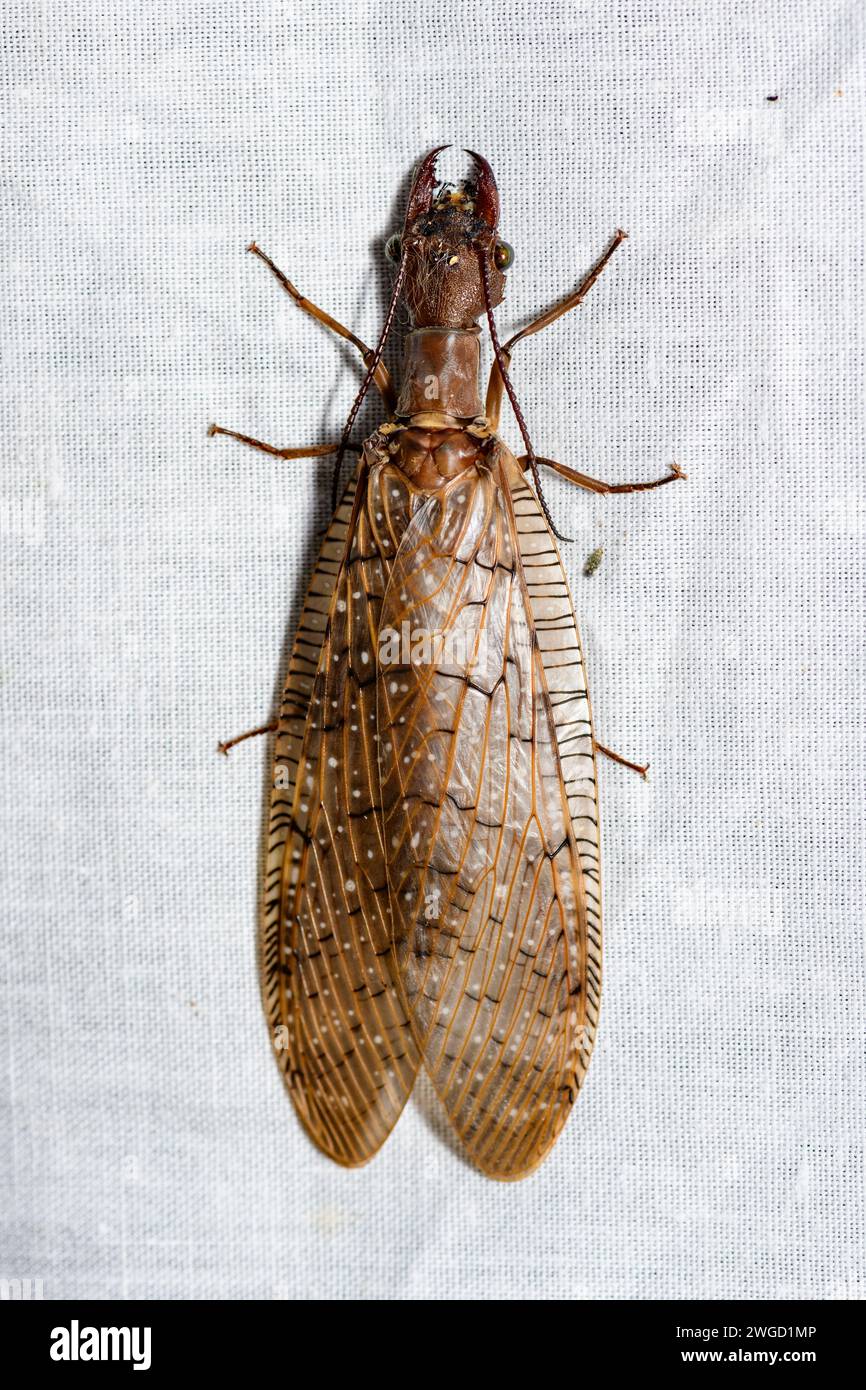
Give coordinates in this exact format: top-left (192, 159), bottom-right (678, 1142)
top-left (583, 546), bottom-right (604, 577)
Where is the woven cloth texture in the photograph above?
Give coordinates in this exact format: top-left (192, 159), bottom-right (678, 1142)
top-left (1, 0), bottom-right (864, 1300)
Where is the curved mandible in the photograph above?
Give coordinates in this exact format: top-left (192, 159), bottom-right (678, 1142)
top-left (404, 145), bottom-right (451, 229)
top-left (465, 149), bottom-right (500, 231)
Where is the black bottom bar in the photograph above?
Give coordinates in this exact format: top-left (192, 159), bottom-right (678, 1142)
top-left (6, 1298), bottom-right (857, 1374)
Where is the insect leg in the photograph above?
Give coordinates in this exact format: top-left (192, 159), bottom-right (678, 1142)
top-left (208, 424), bottom-right (362, 462)
top-left (594, 741), bottom-right (649, 780)
top-left (485, 229), bottom-right (627, 428)
top-left (519, 455), bottom-right (687, 494)
top-left (247, 242), bottom-right (396, 411)
top-left (218, 722), bottom-right (278, 757)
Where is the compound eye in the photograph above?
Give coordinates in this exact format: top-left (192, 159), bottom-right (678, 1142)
top-left (493, 239), bottom-right (514, 270)
top-left (385, 233), bottom-right (402, 264)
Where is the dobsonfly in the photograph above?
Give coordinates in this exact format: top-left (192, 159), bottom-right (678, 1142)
top-left (211, 148), bottom-right (685, 1180)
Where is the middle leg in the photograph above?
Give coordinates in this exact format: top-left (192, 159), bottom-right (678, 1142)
top-left (520, 455), bottom-right (687, 495)
top-left (208, 423), bottom-right (362, 462)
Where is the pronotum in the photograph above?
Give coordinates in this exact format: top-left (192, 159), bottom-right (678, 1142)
top-left (211, 148), bottom-right (685, 1179)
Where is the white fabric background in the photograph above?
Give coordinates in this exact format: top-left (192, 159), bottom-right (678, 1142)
top-left (2, 0), bottom-right (864, 1301)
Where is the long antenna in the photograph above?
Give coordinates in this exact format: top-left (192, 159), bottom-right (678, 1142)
top-left (330, 257), bottom-right (408, 510)
top-left (475, 244), bottom-right (571, 543)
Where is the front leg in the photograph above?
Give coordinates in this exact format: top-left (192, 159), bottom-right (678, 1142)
top-left (248, 242), bottom-right (396, 412)
top-left (485, 229), bottom-right (627, 429)
top-left (519, 455), bottom-right (687, 495)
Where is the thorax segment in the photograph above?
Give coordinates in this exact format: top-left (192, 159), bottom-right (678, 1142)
top-left (369, 417), bottom-right (494, 492)
top-left (395, 327), bottom-right (483, 420)
top-left (367, 323), bottom-right (494, 491)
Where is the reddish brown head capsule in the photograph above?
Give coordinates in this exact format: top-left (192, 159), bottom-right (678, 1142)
top-left (395, 146), bottom-right (509, 329)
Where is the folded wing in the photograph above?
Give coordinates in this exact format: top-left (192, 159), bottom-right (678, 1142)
top-left (377, 451), bottom-right (599, 1179)
top-left (263, 461), bottom-right (420, 1166)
